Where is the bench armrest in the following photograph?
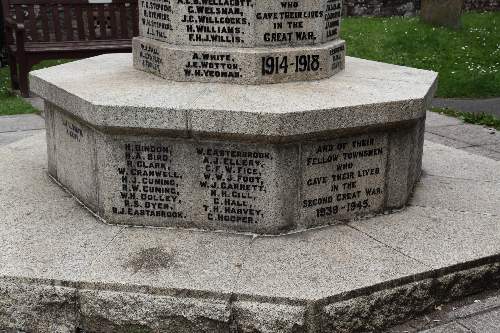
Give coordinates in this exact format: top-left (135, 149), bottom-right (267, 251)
top-left (5, 17), bottom-right (25, 31)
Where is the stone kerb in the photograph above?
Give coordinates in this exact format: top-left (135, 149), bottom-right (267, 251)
top-left (133, 0), bottom-right (346, 83)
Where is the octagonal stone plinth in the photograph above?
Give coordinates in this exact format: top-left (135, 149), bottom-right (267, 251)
top-left (31, 53), bottom-right (437, 235)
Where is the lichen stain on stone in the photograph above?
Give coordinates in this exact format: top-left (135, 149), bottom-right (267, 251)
top-left (124, 247), bottom-right (177, 274)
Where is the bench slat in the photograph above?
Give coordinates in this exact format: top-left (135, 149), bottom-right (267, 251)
top-left (74, 6), bottom-right (85, 40)
top-left (63, 6), bottom-right (73, 41)
top-left (51, 5), bottom-right (62, 41)
top-left (131, 2), bottom-right (138, 36)
top-left (119, 5), bottom-right (128, 39)
top-left (97, 4), bottom-right (106, 39)
top-left (27, 5), bottom-right (39, 42)
top-left (109, 3), bottom-right (118, 39)
top-left (39, 4), bottom-right (51, 42)
top-left (86, 5), bottom-right (96, 40)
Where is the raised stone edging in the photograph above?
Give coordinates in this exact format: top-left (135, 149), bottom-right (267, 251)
top-left (2, 257), bottom-right (500, 332)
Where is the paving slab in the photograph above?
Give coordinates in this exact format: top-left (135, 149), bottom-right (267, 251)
top-left (461, 146), bottom-right (500, 161)
top-left (411, 175), bottom-right (500, 216)
top-left (424, 132), bottom-right (471, 149)
top-left (0, 133), bottom-right (123, 281)
top-left (422, 141), bottom-right (500, 180)
top-left (425, 111), bottom-right (464, 128)
top-left (458, 308), bottom-right (500, 333)
top-left (420, 322), bottom-right (472, 333)
top-left (0, 114), bottom-right (45, 133)
top-left (432, 98), bottom-right (500, 118)
top-left (452, 295), bottom-right (500, 319)
top-left (233, 225), bottom-right (427, 301)
top-left (426, 124), bottom-right (500, 146)
top-left (350, 206), bottom-right (500, 269)
top-left (0, 130), bottom-right (42, 147)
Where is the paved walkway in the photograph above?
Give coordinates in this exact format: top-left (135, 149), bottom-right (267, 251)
top-left (389, 289), bottom-right (500, 332)
top-left (432, 98), bottom-right (500, 118)
top-left (0, 114), bottom-right (45, 147)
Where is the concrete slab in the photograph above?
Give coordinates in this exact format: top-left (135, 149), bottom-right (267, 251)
top-left (432, 98), bottom-right (500, 118)
top-left (424, 132), bottom-right (471, 149)
top-left (458, 309), bottom-right (500, 333)
top-left (461, 146), bottom-right (500, 161)
top-left (425, 111), bottom-right (464, 128)
top-left (0, 130), bottom-right (42, 147)
top-left (426, 124), bottom-right (500, 146)
top-left (350, 206), bottom-right (500, 269)
top-left (0, 114), bottom-right (45, 132)
top-left (422, 141), bottom-right (500, 181)
top-left (420, 322), bottom-right (472, 333)
top-left (233, 225), bottom-right (427, 301)
top-left (412, 175), bottom-right (500, 216)
top-left (452, 294), bottom-right (500, 319)
top-left (0, 134), bottom-right (123, 281)
top-left (1, 133), bottom-right (500, 332)
top-left (483, 143), bottom-right (500, 153)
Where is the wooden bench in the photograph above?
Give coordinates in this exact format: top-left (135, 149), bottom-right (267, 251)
top-left (1, 0), bottom-right (138, 97)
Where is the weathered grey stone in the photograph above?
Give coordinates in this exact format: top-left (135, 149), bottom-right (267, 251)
top-left (350, 206), bottom-right (500, 269)
top-left (79, 290), bottom-right (232, 333)
top-left (425, 111), bottom-right (464, 128)
top-left (133, 37), bottom-right (346, 84)
top-left (458, 309), bottom-right (500, 332)
top-left (2, 134), bottom-right (500, 332)
top-left (422, 141), bottom-right (500, 180)
top-left (0, 114), bottom-right (45, 132)
top-left (426, 124), bottom-right (500, 146)
top-left (138, 0), bottom-right (342, 47)
top-left (30, 54), bottom-right (437, 139)
top-left (461, 146), bottom-right (500, 161)
top-left (425, 132), bottom-right (471, 149)
top-left (135, 0), bottom-right (344, 83)
top-left (420, 323), bottom-right (472, 333)
top-left (0, 130), bottom-right (41, 147)
top-left (31, 54), bottom-right (437, 234)
top-left (421, 0), bottom-right (464, 29)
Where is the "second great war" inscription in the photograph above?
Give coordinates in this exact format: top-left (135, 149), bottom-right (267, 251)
top-left (300, 133), bottom-right (388, 225)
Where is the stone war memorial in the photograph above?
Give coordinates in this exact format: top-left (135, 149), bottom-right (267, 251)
top-left (14, 0), bottom-right (500, 331)
top-left (32, 0), bottom-right (437, 235)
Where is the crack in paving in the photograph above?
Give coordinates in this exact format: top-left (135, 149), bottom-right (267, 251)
top-left (408, 204), bottom-right (499, 218)
top-left (423, 173), bottom-right (500, 184)
top-left (346, 223), bottom-right (431, 269)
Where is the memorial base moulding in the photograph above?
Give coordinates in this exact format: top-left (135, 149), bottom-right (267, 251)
top-left (31, 54), bottom-right (438, 235)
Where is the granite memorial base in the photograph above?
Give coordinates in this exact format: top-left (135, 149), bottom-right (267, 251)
top-left (31, 53), bottom-right (437, 235)
top-left (1, 132), bottom-right (500, 333)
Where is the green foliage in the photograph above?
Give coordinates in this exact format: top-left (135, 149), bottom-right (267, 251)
top-left (0, 59), bottom-right (70, 116)
top-left (342, 12), bottom-right (500, 98)
top-left (432, 108), bottom-right (500, 130)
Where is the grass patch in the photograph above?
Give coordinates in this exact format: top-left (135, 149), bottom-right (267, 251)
top-left (0, 59), bottom-right (70, 116)
top-left (343, 12), bottom-right (500, 98)
top-left (432, 107), bottom-right (500, 130)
